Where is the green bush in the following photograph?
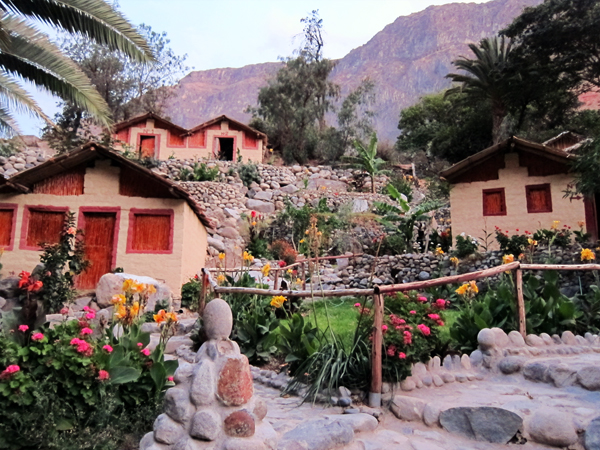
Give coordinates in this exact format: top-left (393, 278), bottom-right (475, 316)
top-left (0, 310), bottom-right (178, 449)
top-left (494, 228), bottom-right (530, 256)
top-left (181, 275), bottom-right (201, 310)
top-left (237, 161), bottom-right (261, 187)
top-left (277, 312), bottom-right (319, 373)
top-left (178, 162), bottom-right (219, 182)
top-left (454, 234), bottom-right (479, 258)
top-left (450, 272), bottom-right (580, 352)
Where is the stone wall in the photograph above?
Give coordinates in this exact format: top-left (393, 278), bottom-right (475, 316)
top-left (0, 150), bottom-right (51, 177)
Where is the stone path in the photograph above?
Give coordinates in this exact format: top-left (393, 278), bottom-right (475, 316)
top-left (254, 381), bottom-right (557, 450)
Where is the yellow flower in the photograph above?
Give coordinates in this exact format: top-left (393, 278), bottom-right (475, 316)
top-left (217, 274), bottom-right (226, 285)
top-left (146, 284), bottom-right (157, 295)
top-left (165, 311), bottom-right (178, 323)
top-left (131, 282), bottom-right (145, 294)
top-left (243, 251), bottom-right (251, 261)
top-left (469, 280), bottom-right (479, 294)
top-left (450, 256), bottom-right (459, 267)
top-left (551, 220), bottom-right (560, 230)
top-left (287, 269), bottom-right (293, 274)
top-left (528, 238), bottom-right (538, 246)
top-left (299, 239), bottom-right (305, 244)
top-left (502, 254), bottom-right (515, 265)
top-left (455, 284), bottom-right (468, 296)
top-left (261, 264), bottom-right (271, 277)
top-left (435, 247), bottom-right (444, 256)
top-left (296, 278), bottom-right (302, 284)
top-left (320, 186), bottom-right (326, 190)
top-left (218, 252), bottom-right (225, 260)
top-left (456, 281), bottom-right (478, 298)
top-left (122, 279), bottom-right (135, 293)
top-left (115, 304), bottom-right (127, 320)
top-left (110, 294), bottom-right (126, 305)
top-left (270, 295), bottom-right (287, 308)
top-left (154, 309), bottom-right (166, 324)
top-left (317, 231), bottom-right (322, 236)
top-left (131, 301), bottom-right (140, 317)
top-left (581, 248), bottom-right (595, 261)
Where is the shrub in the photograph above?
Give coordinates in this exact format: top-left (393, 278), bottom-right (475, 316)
top-left (494, 228), bottom-right (530, 256)
top-left (378, 233), bottom-right (406, 255)
top-left (450, 272), bottom-right (580, 352)
top-left (276, 312), bottom-right (319, 373)
top-left (387, 173), bottom-right (413, 202)
top-left (178, 162), bottom-right (219, 182)
top-left (0, 279), bottom-right (179, 449)
top-left (38, 212), bottom-right (89, 315)
top-left (245, 211), bottom-right (271, 259)
top-left (533, 225), bottom-right (572, 249)
top-left (181, 275), bottom-right (201, 310)
top-left (454, 234), bottom-right (479, 258)
top-left (429, 228), bottom-right (452, 253)
top-left (270, 240), bottom-right (297, 265)
top-left (237, 161), bottom-right (261, 187)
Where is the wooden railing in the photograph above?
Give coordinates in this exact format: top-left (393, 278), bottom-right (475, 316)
top-left (198, 261), bottom-right (600, 408)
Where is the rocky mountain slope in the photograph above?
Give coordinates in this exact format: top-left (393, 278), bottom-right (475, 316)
top-left (164, 0), bottom-right (542, 142)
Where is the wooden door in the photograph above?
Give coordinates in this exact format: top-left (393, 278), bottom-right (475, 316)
top-left (77, 213), bottom-right (116, 290)
top-left (140, 136), bottom-right (156, 158)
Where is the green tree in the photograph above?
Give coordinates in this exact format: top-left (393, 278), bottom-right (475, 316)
top-left (0, 0), bottom-right (152, 134)
top-left (43, 23), bottom-right (189, 152)
top-left (249, 11), bottom-right (339, 163)
top-left (446, 37), bottom-right (514, 144)
top-left (503, 0), bottom-right (600, 93)
top-left (395, 90), bottom-right (492, 163)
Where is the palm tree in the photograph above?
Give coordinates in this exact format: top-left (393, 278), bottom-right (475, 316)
top-left (348, 133), bottom-right (388, 194)
top-left (0, 0), bottom-right (152, 134)
top-left (446, 36), bottom-right (513, 144)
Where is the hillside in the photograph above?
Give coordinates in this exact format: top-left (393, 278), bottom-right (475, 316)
top-left (163, 0), bottom-right (542, 142)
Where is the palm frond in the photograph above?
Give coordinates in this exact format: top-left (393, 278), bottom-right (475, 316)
top-left (0, 16), bottom-right (111, 126)
top-left (0, 103), bottom-right (20, 136)
top-left (0, 69), bottom-right (50, 122)
top-left (0, 0), bottom-right (152, 61)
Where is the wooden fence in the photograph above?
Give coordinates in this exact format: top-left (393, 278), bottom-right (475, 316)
top-left (199, 261), bottom-right (600, 408)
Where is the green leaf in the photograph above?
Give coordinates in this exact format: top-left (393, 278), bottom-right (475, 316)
top-left (108, 367), bottom-right (141, 384)
top-left (55, 418), bottom-right (74, 431)
top-left (150, 363), bottom-right (167, 392)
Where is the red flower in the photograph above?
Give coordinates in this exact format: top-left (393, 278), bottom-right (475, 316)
top-left (278, 260), bottom-right (286, 268)
top-left (251, 211), bottom-right (257, 218)
top-left (98, 370), bottom-right (110, 380)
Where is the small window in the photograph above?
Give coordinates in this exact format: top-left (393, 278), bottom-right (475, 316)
top-left (128, 210), bottom-right (173, 253)
top-left (26, 209), bottom-right (65, 248)
top-left (526, 184), bottom-right (552, 213)
top-left (0, 205), bottom-right (16, 249)
top-left (483, 188), bottom-right (506, 216)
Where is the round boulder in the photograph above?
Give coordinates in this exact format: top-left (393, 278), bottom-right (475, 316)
top-left (203, 298), bottom-right (233, 340)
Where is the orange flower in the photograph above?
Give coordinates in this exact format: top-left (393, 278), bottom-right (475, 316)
top-left (154, 310), bottom-right (167, 324)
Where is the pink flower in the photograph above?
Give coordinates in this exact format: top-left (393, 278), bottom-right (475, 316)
top-left (31, 332), bottom-right (44, 341)
top-left (98, 370), bottom-right (110, 380)
top-left (409, 310), bottom-right (416, 315)
top-left (83, 306), bottom-right (90, 312)
top-left (403, 331), bottom-right (412, 345)
top-left (67, 227), bottom-right (76, 235)
top-left (6, 365), bottom-right (20, 373)
top-left (18, 325), bottom-right (28, 332)
top-left (435, 299), bottom-right (447, 309)
top-left (386, 345), bottom-right (396, 356)
top-left (417, 324), bottom-right (431, 336)
top-left (141, 348), bottom-right (151, 356)
top-left (167, 376), bottom-right (174, 382)
top-left (398, 352), bottom-right (406, 359)
top-left (103, 345), bottom-right (113, 353)
top-left (137, 342), bottom-right (143, 347)
top-left (437, 320), bottom-right (445, 326)
top-left (399, 319), bottom-right (406, 324)
top-left (80, 327), bottom-right (93, 336)
top-left (70, 338), bottom-right (93, 356)
top-left (60, 307), bottom-right (69, 315)
top-left (428, 314), bottom-right (440, 320)
top-left (418, 296), bottom-right (427, 302)
top-left (354, 303), bottom-right (361, 308)
top-left (381, 325), bottom-right (388, 332)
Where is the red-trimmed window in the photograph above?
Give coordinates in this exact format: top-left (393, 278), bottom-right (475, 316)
top-left (483, 188), bottom-right (506, 216)
top-left (25, 208), bottom-right (66, 248)
top-left (168, 132), bottom-right (185, 147)
top-left (128, 209), bottom-right (173, 253)
top-left (526, 184), bottom-right (552, 213)
top-left (0, 204), bottom-right (17, 250)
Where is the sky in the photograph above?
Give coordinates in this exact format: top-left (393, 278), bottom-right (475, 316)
top-left (18, 0), bottom-right (488, 136)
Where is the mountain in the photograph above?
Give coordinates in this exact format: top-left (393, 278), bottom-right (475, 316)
top-left (163, 0), bottom-right (542, 143)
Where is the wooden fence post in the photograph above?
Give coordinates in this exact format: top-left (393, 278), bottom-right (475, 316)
top-left (301, 263), bottom-right (306, 290)
top-left (273, 270), bottom-right (279, 290)
top-left (370, 290), bottom-right (383, 408)
top-left (516, 269), bottom-right (526, 337)
top-left (199, 270), bottom-right (209, 315)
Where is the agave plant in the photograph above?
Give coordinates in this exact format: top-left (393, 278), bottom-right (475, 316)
top-left (0, 0), bottom-right (153, 134)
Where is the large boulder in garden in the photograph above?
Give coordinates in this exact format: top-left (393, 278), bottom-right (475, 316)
top-left (95, 273), bottom-right (171, 311)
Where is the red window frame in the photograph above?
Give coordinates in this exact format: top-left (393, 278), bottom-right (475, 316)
top-left (482, 188), bottom-right (507, 216)
top-left (0, 203), bottom-right (18, 250)
top-left (126, 208), bottom-right (174, 254)
top-left (526, 184), bottom-right (553, 213)
top-left (20, 205), bottom-right (69, 250)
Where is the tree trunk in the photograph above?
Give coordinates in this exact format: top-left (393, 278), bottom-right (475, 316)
top-left (492, 101), bottom-right (507, 144)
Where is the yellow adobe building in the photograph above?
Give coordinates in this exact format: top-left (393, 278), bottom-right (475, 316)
top-left (440, 136), bottom-right (595, 249)
top-left (0, 143), bottom-right (211, 294)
